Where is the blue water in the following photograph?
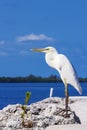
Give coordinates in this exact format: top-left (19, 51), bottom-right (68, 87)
top-left (0, 82), bottom-right (87, 109)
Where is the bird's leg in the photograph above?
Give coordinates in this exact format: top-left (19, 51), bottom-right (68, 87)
top-left (57, 81), bottom-right (71, 118)
top-left (65, 83), bottom-right (69, 117)
top-left (56, 80), bottom-right (73, 118)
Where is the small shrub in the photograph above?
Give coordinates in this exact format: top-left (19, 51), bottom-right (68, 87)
top-left (21, 91), bottom-right (33, 128)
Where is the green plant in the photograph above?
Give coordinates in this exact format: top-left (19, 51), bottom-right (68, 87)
top-left (21, 91), bottom-right (33, 128)
top-left (25, 91), bottom-right (31, 105)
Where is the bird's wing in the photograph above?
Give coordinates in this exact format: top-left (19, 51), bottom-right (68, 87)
top-left (55, 54), bottom-right (82, 94)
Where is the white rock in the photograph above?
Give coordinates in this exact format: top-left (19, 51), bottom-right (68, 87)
top-left (44, 104), bottom-right (57, 117)
top-left (0, 97), bottom-right (87, 129)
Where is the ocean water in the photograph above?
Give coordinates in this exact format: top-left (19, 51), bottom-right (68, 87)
top-left (0, 82), bottom-right (87, 109)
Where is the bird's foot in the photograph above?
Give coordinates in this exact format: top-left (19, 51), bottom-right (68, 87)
top-left (57, 107), bottom-right (72, 118)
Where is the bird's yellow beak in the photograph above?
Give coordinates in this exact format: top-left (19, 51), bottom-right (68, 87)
top-left (31, 48), bottom-right (45, 52)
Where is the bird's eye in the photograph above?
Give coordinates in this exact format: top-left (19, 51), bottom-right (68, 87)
top-left (46, 48), bottom-right (49, 50)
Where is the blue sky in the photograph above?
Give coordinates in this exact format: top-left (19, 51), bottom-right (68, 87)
top-left (0, 0), bottom-right (87, 77)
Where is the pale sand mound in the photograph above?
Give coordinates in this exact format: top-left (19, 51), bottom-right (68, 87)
top-left (46, 124), bottom-right (87, 130)
top-left (69, 96), bottom-right (87, 124)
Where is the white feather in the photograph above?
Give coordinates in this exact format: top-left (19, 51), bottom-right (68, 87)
top-left (32, 46), bottom-right (82, 94)
top-left (45, 47), bottom-right (82, 94)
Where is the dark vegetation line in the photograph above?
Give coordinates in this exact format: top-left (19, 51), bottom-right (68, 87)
top-left (0, 74), bottom-right (86, 83)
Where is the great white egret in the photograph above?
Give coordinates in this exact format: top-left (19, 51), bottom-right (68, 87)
top-left (32, 46), bottom-right (82, 117)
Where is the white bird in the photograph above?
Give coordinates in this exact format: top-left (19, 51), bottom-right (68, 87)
top-left (32, 46), bottom-right (82, 117)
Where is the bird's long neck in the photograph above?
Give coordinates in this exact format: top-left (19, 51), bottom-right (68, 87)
top-left (45, 51), bottom-right (58, 69)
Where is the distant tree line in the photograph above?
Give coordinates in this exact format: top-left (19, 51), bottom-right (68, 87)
top-left (0, 74), bottom-right (86, 83)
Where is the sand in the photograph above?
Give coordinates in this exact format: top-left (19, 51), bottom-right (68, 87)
top-left (46, 96), bottom-right (87, 130)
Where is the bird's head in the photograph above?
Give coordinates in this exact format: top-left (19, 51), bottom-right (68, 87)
top-left (31, 46), bottom-right (58, 54)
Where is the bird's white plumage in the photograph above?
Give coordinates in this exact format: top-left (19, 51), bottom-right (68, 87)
top-left (32, 46), bottom-right (82, 94)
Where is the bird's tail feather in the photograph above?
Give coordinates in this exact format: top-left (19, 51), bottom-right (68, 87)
top-left (74, 83), bottom-right (82, 95)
